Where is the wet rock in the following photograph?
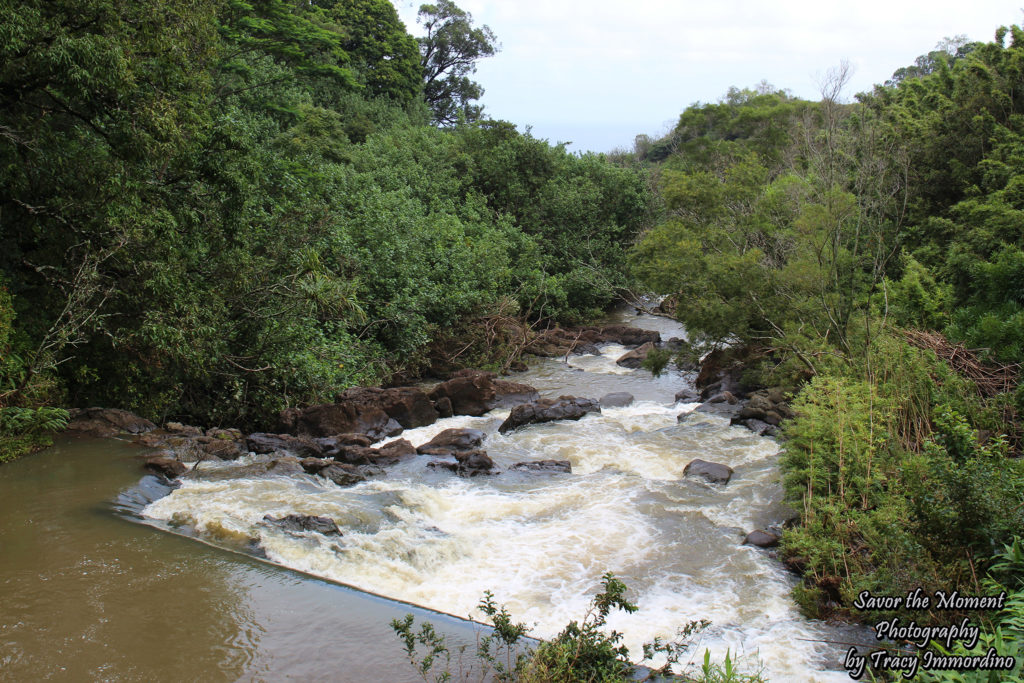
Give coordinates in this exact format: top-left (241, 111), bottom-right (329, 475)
top-left (67, 408), bottom-right (157, 437)
top-left (417, 429), bottom-right (486, 455)
top-left (707, 391), bottom-right (738, 405)
top-left (374, 438), bottom-right (417, 463)
top-left (246, 433), bottom-right (323, 459)
top-left (510, 460), bottom-right (572, 473)
top-left (599, 392), bottom-right (634, 409)
top-left (597, 325), bottom-right (660, 346)
top-left (299, 457), bottom-right (332, 475)
top-left (279, 403), bottom-right (393, 441)
top-left (497, 396), bottom-right (601, 434)
top-left (318, 462), bottom-right (368, 487)
top-left (734, 418), bottom-right (779, 437)
top-left (428, 450), bottom-right (496, 476)
top-left (574, 343), bottom-right (601, 356)
top-left (267, 456), bottom-right (304, 476)
top-left (662, 337), bottom-right (686, 352)
top-left (743, 529), bottom-right (780, 548)
top-left (434, 396), bottom-right (454, 418)
top-left (683, 459), bottom-right (734, 485)
top-left (313, 433), bottom-right (374, 456)
top-left (333, 386), bottom-right (439, 429)
top-left (263, 514), bottom-right (342, 536)
top-left (428, 370), bottom-right (539, 416)
top-left (143, 455), bottom-right (188, 479)
top-left (694, 401), bottom-right (744, 419)
top-left (615, 341), bottom-right (655, 369)
top-left (674, 388), bottom-right (700, 403)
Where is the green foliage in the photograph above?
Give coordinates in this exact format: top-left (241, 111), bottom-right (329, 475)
top-left (641, 348), bottom-right (672, 377)
top-left (390, 574), bottom-right (759, 683)
top-left (0, 406), bottom-right (69, 463)
top-left (416, 0), bottom-right (498, 126)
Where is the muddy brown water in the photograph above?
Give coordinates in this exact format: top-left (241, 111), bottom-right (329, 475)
top-left (0, 435), bottom-right (479, 682)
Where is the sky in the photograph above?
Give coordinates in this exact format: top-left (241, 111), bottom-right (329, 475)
top-left (391, 1), bottom-right (1023, 154)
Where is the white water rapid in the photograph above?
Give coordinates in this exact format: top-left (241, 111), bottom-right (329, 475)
top-left (139, 311), bottom-right (854, 681)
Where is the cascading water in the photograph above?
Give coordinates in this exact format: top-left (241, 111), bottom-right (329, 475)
top-left (137, 310), bottom-right (856, 681)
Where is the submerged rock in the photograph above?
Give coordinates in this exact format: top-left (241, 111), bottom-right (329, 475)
top-left (683, 459), bottom-right (734, 485)
top-left (497, 396), bottom-right (600, 434)
top-left (416, 428), bottom-right (486, 455)
top-left (263, 514), bottom-right (342, 536)
top-left (67, 408), bottom-right (156, 437)
top-left (599, 392), bottom-right (634, 409)
top-left (510, 460), bottom-right (572, 473)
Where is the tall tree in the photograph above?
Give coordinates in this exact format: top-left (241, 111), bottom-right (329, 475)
top-left (416, 0), bottom-right (498, 126)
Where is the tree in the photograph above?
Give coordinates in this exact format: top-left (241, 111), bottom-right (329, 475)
top-left (416, 0), bottom-right (498, 126)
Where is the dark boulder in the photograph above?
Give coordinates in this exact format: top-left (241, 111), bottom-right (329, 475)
top-left (428, 449), bottom-right (496, 476)
top-left (510, 460), bottom-right (572, 473)
top-left (164, 422), bottom-right (204, 436)
top-left (143, 455), bottom-right (187, 479)
top-left (597, 325), bottom-right (660, 346)
top-left (707, 391), bottom-right (738, 405)
top-left (198, 438), bottom-right (245, 460)
top-left (246, 433), bottom-right (323, 459)
top-left (279, 402), bottom-right (393, 440)
top-left (374, 438), bottom-right (417, 463)
top-left (498, 397), bottom-right (601, 434)
top-left (694, 401), bottom-right (744, 419)
top-left (67, 408), bottom-right (156, 437)
top-left (599, 392), bottom-right (634, 409)
top-left (318, 463), bottom-right (368, 487)
top-left (267, 456), bottom-right (305, 476)
top-left (417, 428), bottom-right (486, 455)
top-left (263, 514), bottom-right (342, 536)
top-left (683, 459), bottom-right (734, 485)
top-left (428, 370), bottom-right (539, 417)
top-left (615, 342), bottom-right (655, 369)
top-left (333, 386), bottom-right (439, 429)
top-left (733, 418), bottom-right (779, 437)
top-left (743, 530), bottom-right (780, 548)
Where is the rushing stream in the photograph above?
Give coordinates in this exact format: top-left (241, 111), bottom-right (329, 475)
top-left (127, 309), bottom-right (857, 681)
top-left (0, 309), bottom-right (867, 681)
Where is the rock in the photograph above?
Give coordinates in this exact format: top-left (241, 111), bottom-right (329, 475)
top-left (498, 396), bottom-right (601, 434)
top-left (374, 438), bottom-right (417, 463)
top-left (206, 427), bottom-right (243, 441)
top-left (318, 462), bottom-right (368, 487)
top-left (246, 433), bottom-right (323, 459)
top-left (674, 388), bottom-right (700, 403)
top-left (434, 396), bottom-right (454, 418)
top-left (738, 392), bottom-right (774, 420)
top-left (267, 456), bottom-right (305, 476)
top-left (299, 457), bottom-right (332, 475)
top-left (743, 530), bottom-right (780, 548)
top-left (707, 391), bottom-right (738, 405)
top-left (662, 337), bottom-right (686, 352)
top-left (599, 392), bottom-right (634, 409)
top-left (510, 460), bottom-right (572, 473)
top-left (199, 439), bottom-right (244, 460)
top-left (735, 418), bottom-right (779, 437)
top-left (615, 341), bottom-right (655, 369)
top-left (165, 422), bottom-right (203, 436)
top-left (143, 455), bottom-right (188, 479)
top-left (333, 386), bottom-right (439, 429)
top-left (263, 514), bottom-right (342, 536)
top-left (656, 295), bottom-right (678, 316)
top-left (417, 428), bottom-right (486, 455)
top-left (683, 459), bottom-right (734, 485)
top-left (573, 343), bottom-right (601, 356)
top-left (428, 370), bottom-right (539, 417)
top-left (279, 402), bottom-right (393, 441)
top-left (312, 433), bottom-right (374, 457)
top-left (66, 408), bottom-right (157, 437)
top-left (428, 449), bottom-right (496, 476)
top-left (694, 401), bottom-right (744, 419)
top-left (597, 325), bottom-right (661, 346)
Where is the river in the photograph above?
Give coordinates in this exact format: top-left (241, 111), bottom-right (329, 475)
top-left (1, 310), bottom-right (860, 681)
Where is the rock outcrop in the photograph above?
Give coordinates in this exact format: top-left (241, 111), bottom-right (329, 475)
top-left (497, 396), bottom-right (600, 434)
top-left (428, 370), bottom-right (539, 417)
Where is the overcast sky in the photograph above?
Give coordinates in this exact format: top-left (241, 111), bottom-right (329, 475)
top-left (392, 1), bottom-right (1022, 153)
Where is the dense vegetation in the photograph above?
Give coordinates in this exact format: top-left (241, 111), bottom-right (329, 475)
top-left (629, 26), bottom-right (1024, 650)
top-left (0, 0), bottom-right (652, 454)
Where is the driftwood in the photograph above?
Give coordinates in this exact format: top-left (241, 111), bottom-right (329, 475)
top-left (902, 329), bottom-right (1019, 398)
